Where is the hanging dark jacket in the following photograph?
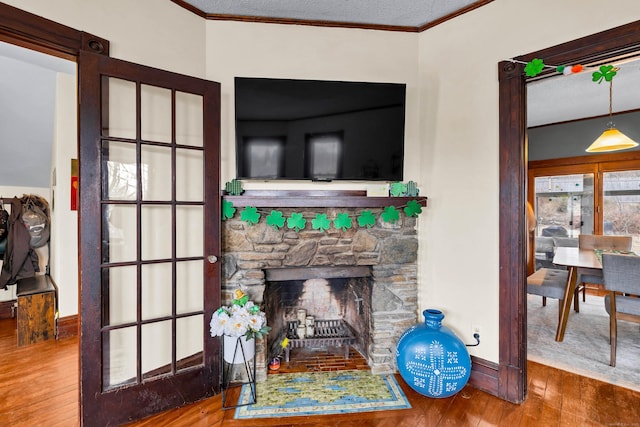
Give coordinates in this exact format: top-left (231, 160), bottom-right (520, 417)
top-left (0, 197), bottom-right (39, 289)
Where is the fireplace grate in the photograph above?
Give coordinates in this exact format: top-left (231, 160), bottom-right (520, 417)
top-left (284, 319), bottom-right (356, 362)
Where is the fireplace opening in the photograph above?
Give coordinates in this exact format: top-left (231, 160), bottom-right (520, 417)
top-left (263, 266), bottom-right (372, 371)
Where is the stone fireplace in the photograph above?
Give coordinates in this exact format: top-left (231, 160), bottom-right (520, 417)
top-left (221, 193), bottom-right (424, 381)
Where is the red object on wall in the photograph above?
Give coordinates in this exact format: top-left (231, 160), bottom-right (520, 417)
top-left (71, 176), bottom-right (78, 211)
top-left (71, 159), bottom-right (78, 211)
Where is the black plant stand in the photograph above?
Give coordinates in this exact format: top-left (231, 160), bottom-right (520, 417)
top-left (221, 336), bottom-right (257, 409)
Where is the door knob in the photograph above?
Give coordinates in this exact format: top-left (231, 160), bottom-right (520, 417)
top-left (207, 255), bottom-right (218, 264)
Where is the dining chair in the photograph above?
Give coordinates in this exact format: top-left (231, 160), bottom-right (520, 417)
top-left (601, 253), bottom-right (640, 367)
top-left (527, 268), bottom-right (569, 320)
top-left (526, 203), bottom-right (569, 317)
top-left (575, 235), bottom-right (632, 312)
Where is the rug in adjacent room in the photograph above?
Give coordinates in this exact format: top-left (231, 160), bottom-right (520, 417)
top-left (527, 294), bottom-right (640, 392)
top-left (235, 370), bottom-right (411, 419)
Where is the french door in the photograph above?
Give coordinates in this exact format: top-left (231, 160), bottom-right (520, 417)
top-left (78, 51), bottom-right (221, 426)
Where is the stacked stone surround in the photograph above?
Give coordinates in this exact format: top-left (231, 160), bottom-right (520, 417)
top-left (221, 207), bottom-right (419, 379)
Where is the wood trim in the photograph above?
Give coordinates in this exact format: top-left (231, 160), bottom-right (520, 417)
top-left (0, 3), bottom-right (109, 57)
top-left (57, 314), bottom-right (78, 339)
top-left (223, 190), bottom-right (428, 208)
top-left (499, 19), bottom-right (640, 404)
top-left (498, 58), bottom-right (528, 404)
top-left (529, 150), bottom-right (640, 170)
top-left (171, 0), bottom-right (494, 33)
top-left (0, 299), bottom-right (15, 320)
top-left (204, 14), bottom-right (418, 33)
top-left (468, 355), bottom-right (499, 395)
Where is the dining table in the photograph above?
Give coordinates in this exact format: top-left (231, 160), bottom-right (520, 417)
top-left (551, 247), bottom-right (602, 342)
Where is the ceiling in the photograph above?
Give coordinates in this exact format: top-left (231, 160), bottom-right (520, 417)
top-left (175, 0), bottom-right (489, 29)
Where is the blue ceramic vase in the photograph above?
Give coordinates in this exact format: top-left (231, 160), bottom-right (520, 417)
top-left (396, 309), bottom-right (471, 398)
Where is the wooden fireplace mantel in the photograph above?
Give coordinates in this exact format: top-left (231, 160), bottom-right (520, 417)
top-left (222, 190), bottom-right (428, 208)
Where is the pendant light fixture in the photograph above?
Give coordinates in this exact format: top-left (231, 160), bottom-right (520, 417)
top-left (586, 71), bottom-right (638, 153)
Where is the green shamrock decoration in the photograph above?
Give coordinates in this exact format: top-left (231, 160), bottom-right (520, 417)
top-left (405, 181), bottom-right (419, 197)
top-left (357, 210), bottom-right (376, 228)
top-left (390, 182), bottom-right (408, 197)
top-left (524, 58), bottom-right (545, 77)
top-left (224, 179), bottom-right (243, 195)
top-left (240, 206), bottom-right (260, 225)
top-left (312, 213), bottom-right (331, 232)
top-left (287, 212), bottom-right (306, 232)
top-left (222, 200), bottom-right (236, 220)
top-left (381, 206), bottom-right (400, 223)
top-left (333, 212), bottom-right (353, 231)
top-left (592, 65), bottom-right (617, 84)
top-left (404, 200), bottom-right (423, 217)
top-left (266, 210), bottom-right (285, 230)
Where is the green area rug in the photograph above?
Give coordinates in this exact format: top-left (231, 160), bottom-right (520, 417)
top-left (235, 370), bottom-right (411, 419)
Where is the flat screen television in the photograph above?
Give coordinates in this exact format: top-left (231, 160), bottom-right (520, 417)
top-left (234, 77), bottom-right (406, 181)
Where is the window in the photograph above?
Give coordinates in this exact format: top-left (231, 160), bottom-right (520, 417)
top-left (306, 132), bottom-right (343, 180)
top-left (533, 173), bottom-right (594, 239)
top-left (602, 169), bottom-right (640, 252)
top-left (528, 155), bottom-right (640, 262)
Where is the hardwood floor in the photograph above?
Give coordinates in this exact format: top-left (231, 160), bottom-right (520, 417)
top-left (1, 317), bottom-right (639, 426)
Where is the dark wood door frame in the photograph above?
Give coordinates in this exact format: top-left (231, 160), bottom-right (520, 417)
top-left (0, 3), bottom-right (108, 58)
top-left (498, 20), bottom-right (640, 403)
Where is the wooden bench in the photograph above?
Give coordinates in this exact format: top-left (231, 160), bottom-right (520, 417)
top-left (16, 275), bottom-right (57, 346)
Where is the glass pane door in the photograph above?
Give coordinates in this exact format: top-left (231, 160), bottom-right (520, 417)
top-left (533, 173), bottom-right (594, 269)
top-left (79, 51), bottom-right (220, 426)
top-left (603, 170), bottom-right (640, 252)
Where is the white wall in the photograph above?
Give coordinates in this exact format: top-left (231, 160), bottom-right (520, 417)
top-left (2, 0), bottom-right (207, 318)
top-left (2, 0), bottom-right (206, 78)
top-left (204, 21), bottom-right (420, 186)
top-left (417, 0), bottom-right (640, 361)
top-left (50, 72), bottom-right (78, 317)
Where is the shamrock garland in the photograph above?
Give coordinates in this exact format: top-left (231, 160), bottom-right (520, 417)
top-left (223, 200), bottom-right (424, 232)
top-left (334, 212), bottom-right (352, 231)
top-left (266, 210), bottom-right (285, 229)
top-left (519, 58), bottom-right (619, 84)
top-left (240, 206), bottom-right (260, 225)
top-left (287, 212), bottom-right (306, 232)
top-left (222, 200), bottom-right (236, 220)
top-left (381, 206), bottom-right (400, 223)
top-left (312, 213), bottom-right (331, 232)
top-left (357, 210), bottom-right (376, 228)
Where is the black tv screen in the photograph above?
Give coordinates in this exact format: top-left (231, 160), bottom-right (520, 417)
top-left (234, 77), bottom-right (406, 181)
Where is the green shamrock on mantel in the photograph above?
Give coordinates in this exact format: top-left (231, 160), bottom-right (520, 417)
top-left (524, 58), bottom-right (545, 77)
top-left (357, 210), bottom-right (376, 228)
top-left (222, 200), bottom-right (236, 220)
top-left (312, 213), bottom-right (331, 232)
top-left (390, 182), bottom-right (407, 197)
top-left (287, 212), bottom-right (306, 232)
top-left (381, 206), bottom-right (400, 223)
top-left (266, 210), bottom-right (285, 230)
top-left (333, 212), bottom-right (353, 231)
top-left (404, 200), bottom-right (423, 217)
top-left (592, 65), bottom-right (618, 84)
top-left (240, 206), bottom-right (260, 225)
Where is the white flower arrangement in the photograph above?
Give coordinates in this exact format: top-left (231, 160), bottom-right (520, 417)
top-left (210, 289), bottom-right (271, 340)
